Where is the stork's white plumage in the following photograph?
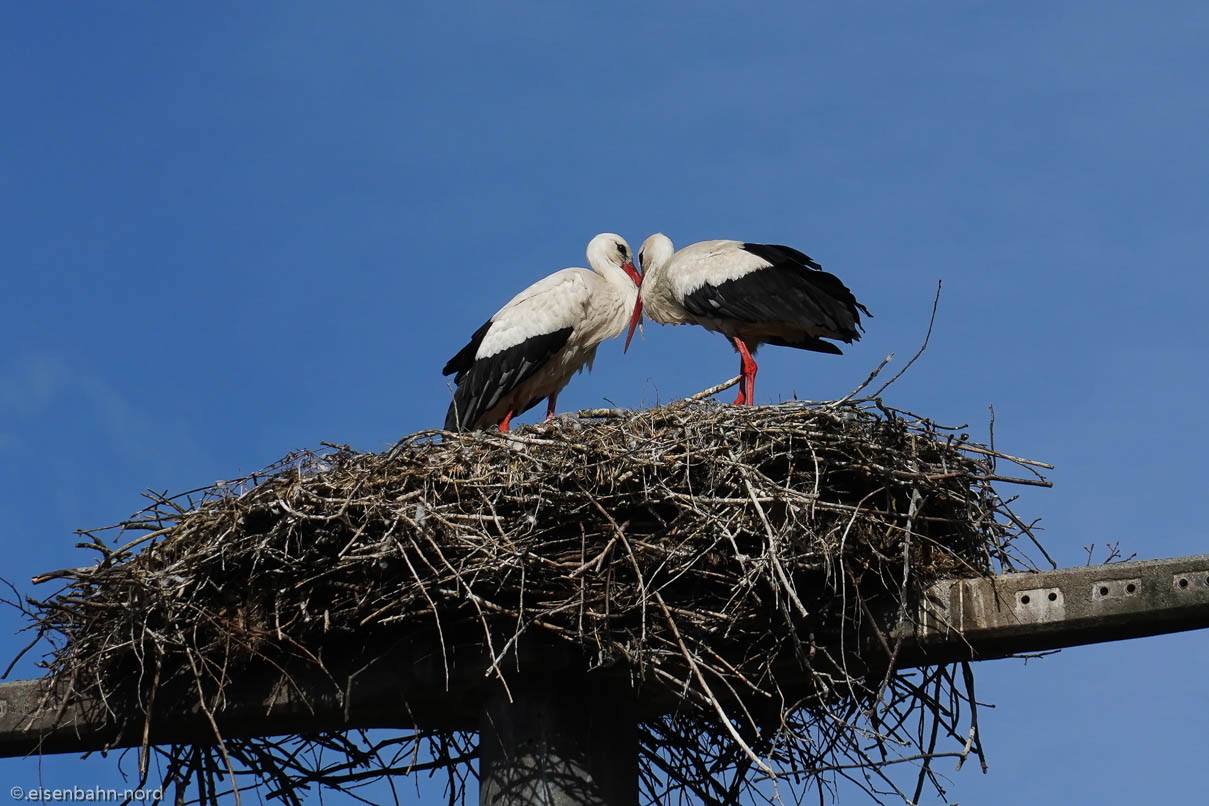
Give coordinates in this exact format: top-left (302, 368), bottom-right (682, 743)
top-left (444, 234), bottom-right (641, 431)
top-left (626, 234), bottom-right (870, 404)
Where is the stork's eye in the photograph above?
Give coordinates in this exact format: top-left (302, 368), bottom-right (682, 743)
top-left (618, 244), bottom-right (628, 257)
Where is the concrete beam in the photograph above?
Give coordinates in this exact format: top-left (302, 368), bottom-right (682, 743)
top-left (894, 553), bottom-right (1209, 665)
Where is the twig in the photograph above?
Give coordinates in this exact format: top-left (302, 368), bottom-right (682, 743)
top-left (674, 375), bottom-right (743, 406)
top-left (866, 279), bottom-right (942, 400)
top-left (652, 591), bottom-right (776, 778)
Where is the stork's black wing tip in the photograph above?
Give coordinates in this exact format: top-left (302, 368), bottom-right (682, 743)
top-left (765, 336), bottom-right (845, 355)
top-left (444, 319), bottom-right (494, 380)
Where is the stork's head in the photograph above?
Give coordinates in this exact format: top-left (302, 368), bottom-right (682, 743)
top-left (637, 233), bottom-right (674, 276)
top-left (625, 233), bottom-right (675, 352)
top-left (587, 233), bottom-right (641, 288)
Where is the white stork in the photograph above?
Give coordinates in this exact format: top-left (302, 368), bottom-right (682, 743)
top-left (444, 233), bottom-right (641, 431)
top-left (626, 233), bottom-right (870, 404)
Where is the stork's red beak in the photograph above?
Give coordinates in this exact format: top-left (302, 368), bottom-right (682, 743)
top-left (622, 261), bottom-right (644, 353)
top-left (624, 296), bottom-right (643, 353)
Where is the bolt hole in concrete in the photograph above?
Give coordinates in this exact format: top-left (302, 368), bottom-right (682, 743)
top-left (1047, 592), bottom-right (1057, 601)
top-left (1099, 586), bottom-right (1109, 596)
top-left (1126, 583), bottom-right (1137, 594)
top-left (1020, 594), bottom-right (1031, 605)
top-left (1179, 578), bottom-right (1189, 589)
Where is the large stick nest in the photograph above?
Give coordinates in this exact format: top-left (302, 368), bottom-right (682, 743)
top-left (12, 395), bottom-right (1049, 805)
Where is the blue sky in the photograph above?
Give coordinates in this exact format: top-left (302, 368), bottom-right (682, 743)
top-left (2, 1), bottom-right (1207, 802)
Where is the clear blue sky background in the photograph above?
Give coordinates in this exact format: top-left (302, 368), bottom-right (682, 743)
top-left (3, 1), bottom-right (1207, 802)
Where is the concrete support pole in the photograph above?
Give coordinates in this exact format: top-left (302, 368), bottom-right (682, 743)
top-left (479, 671), bottom-right (637, 806)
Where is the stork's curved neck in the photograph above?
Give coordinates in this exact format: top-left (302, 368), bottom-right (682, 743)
top-left (585, 252), bottom-right (627, 290)
top-left (589, 257), bottom-right (640, 316)
top-left (638, 233), bottom-right (675, 288)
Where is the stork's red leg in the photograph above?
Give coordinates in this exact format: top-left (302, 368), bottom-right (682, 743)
top-left (499, 409), bottom-right (515, 432)
top-left (545, 394), bottom-right (558, 420)
top-left (732, 337), bottom-right (758, 406)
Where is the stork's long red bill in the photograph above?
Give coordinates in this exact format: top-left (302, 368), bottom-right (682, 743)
top-left (624, 296), bottom-right (643, 352)
top-left (621, 260), bottom-right (643, 352)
